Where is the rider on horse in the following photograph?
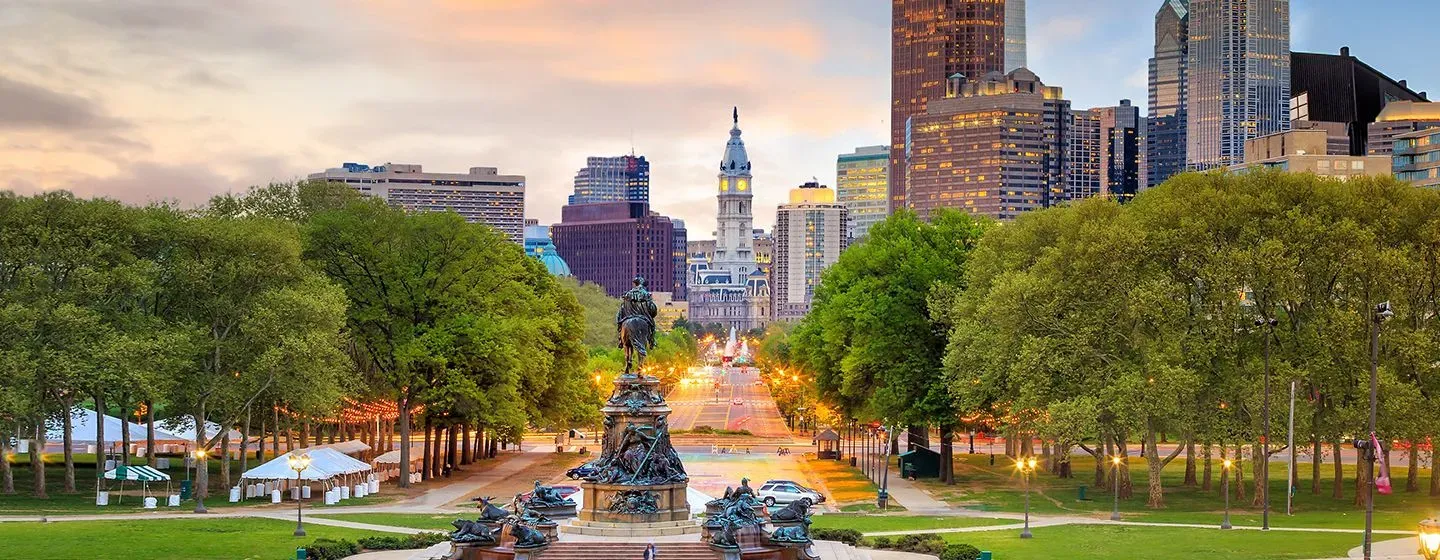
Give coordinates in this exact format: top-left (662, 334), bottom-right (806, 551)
top-left (616, 275), bottom-right (658, 373)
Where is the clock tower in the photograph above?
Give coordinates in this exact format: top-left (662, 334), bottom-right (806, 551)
top-left (713, 107), bottom-right (756, 276)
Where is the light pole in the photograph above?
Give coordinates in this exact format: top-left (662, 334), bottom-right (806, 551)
top-left (1419, 519), bottom-right (1440, 560)
top-left (877, 425), bottom-right (894, 510)
top-left (287, 453), bottom-right (312, 537)
top-left (192, 449), bottom-right (208, 514)
top-left (1221, 459), bottom-right (1234, 530)
top-left (1110, 456), bottom-right (1122, 521)
top-left (1364, 301), bottom-right (1393, 560)
top-left (1020, 456), bottom-right (1037, 538)
top-left (1257, 315), bottom-right (1277, 531)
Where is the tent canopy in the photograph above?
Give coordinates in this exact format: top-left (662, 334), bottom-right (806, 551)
top-left (102, 465), bottom-right (171, 482)
top-left (46, 408), bottom-right (182, 444)
top-left (159, 417), bottom-right (243, 444)
top-left (372, 447), bottom-right (424, 465)
top-left (298, 439), bottom-right (370, 456)
top-left (241, 448), bottom-right (372, 481)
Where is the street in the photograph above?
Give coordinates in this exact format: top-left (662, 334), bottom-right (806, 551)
top-left (666, 366), bottom-right (791, 438)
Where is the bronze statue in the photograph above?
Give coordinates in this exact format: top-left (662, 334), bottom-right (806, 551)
top-left (527, 480), bottom-right (575, 508)
top-left (474, 496), bottom-right (510, 522)
top-left (616, 275), bottom-right (658, 375)
top-left (506, 519), bottom-right (550, 549)
top-left (449, 519), bottom-right (499, 545)
top-left (769, 499), bottom-right (811, 523)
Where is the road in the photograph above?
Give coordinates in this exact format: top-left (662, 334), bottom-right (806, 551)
top-left (666, 366), bottom-right (791, 438)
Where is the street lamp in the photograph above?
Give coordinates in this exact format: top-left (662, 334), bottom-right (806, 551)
top-left (1110, 456), bottom-right (1123, 521)
top-left (1419, 519), bottom-right (1440, 560)
top-left (1364, 301), bottom-right (1394, 560)
top-left (193, 449), bottom-right (209, 514)
top-left (1255, 315), bottom-right (1278, 531)
top-left (877, 425), bottom-right (894, 510)
top-left (287, 453), bottom-right (312, 537)
top-left (1221, 459), bottom-right (1234, 530)
top-left (1019, 457), bottom-right (1038, 538)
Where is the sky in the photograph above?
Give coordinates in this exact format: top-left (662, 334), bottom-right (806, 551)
top-left (2, 0), bottom-right (1437, 237)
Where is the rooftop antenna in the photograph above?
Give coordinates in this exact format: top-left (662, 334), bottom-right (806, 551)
top-left (630, 127), bottom-right (635, 156)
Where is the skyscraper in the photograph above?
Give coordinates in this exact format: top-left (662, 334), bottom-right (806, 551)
top-left (1070, 101), bottom-right (1141, 202)
top-left (1290, 47), bottom-right (1428, 156)
top-left (1185, 0), bottom-right (1291, 170)
top-left (835, 146), bottom-right (890, 240)
top-left (1147, 0), bottom-right (1188, 187)
top-left (686, 109), bottom-right (770, 332)
top-left (569, 154), bottom-right (650, 204)
top-left (309, 163), bottom-right (526, 243)
top-left (891, 0), bottom-right (1022, 214)
top-left (773, 182), bottom-right (848, 322)
top-left (905, 69), bottom-right (1070, 220)
top-left (551, 201), bottom-right (684, 298)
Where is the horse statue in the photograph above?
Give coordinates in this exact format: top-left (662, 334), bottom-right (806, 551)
top-left (616, 275), bottom-right (658, 375)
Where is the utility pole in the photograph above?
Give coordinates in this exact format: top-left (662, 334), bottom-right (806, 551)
top-left (1287, 379), bottom-right (1296, 516)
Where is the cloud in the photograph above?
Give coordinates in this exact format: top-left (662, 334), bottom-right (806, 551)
top-left (0, 74), bottom-right (127, 131)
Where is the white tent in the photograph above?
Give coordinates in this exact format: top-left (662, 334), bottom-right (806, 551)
top-left (159, 417), bottom-right (244, 445)
top-left (372, 447), bottom-right (424, 465)
top-left (241, 448), bottom-right (372, 481)
top-left (45, 408), bottom-right (173, 444)
top-left (297, 439), bottom-right (370, 457)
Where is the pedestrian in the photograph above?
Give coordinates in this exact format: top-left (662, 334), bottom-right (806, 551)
top-left (643, 542), bottom-right (657, 560)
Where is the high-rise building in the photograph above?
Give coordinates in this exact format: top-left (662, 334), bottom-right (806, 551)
top-left (891, 0), bottom-right (1022, 214)
top-left (551, 201), bottom-right (684, 298)
top-left (568, 154), bottom-right (650, 204)
top-left (671, 220), bottom-right (688, 300)
top-left (1290, 47), bottom-right (1428, 157)
top-left (836, 146), bottom-right (890, 240)
top-left (309, 163), bottom-right (526, 243)
top-left (687, 109), bottom-right (770, 332)
top-left (1185, 0), bottom-right (1291, 170)
top-left (1367, 102), bottom-right (1440, 156)
top-left (1069, 100), bottom-right (1142, 202)
top-left (1394, 128), bottom-right (1440, 188)
top-left (1146, 0), bottom-right (1188, 188)
top-left (1231, 129), bottom-right (1390, 180)
top-left (773, 182), bottom-right (848, 322)
top-left (905, 69), bottom-right (1070, 220)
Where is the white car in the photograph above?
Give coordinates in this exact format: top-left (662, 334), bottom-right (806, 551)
top-left (757, 481), bottom-right (825, 507)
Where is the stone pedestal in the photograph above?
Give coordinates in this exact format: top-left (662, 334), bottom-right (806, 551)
top-left (577, 481), bottom-right (690, 523)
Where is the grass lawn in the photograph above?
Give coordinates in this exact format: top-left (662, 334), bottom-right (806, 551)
top-left (311, 512), bottom-right (459, 531)
top-left (811, 514), bottom-right (1012, 532)
top-left (916, 454), bottom-right (1439, 531)
top-left (804, 456), bottom-right (880, 505)
top-left (935, 524), bottom-right (1360, 560)
top-left (0, 517), bottom-right (391, 559)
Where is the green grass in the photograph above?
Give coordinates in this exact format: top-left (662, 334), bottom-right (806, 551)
top-left (0, 517), bottom-right (391, 559)
top-left (916, 453), bottom-right (1439, 531)
top-left (936, 524), bottom-right (1360, 560)
top-left (310, 512), bottom-right (458, 531)
top-left (812, 514), bottom-right (1011, 532)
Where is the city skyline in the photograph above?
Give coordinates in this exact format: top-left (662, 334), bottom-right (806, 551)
top-left (2, 0), bottom-right (1437, 236)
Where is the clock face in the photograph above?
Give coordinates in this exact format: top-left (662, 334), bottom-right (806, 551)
top-left (719, 178), bottom-right (727, 192)
top-left (737, 179), bottom-right (749, 191)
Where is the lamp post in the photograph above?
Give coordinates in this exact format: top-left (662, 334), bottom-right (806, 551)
top-left (287, 453), bottom-right (312, 537)
top-left (193, 449), bottom-right (209, 514)
top-left (877, 425), bottom-right (893, 510)
top-left (1110, 456), bottom-right (1122, 521)
top-left (1019, 457), bottom-right (1037, 538)
top-left (1364, 301), bottom-right (1393, 560)
top-left (1221, 459), bottom-right (1234, 530)
top-left (1256, 316), bottom-right (1277, 531)
top-left (1419, 519), bottom-right (1440, 560)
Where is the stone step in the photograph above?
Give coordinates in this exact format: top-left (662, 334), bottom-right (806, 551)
top-left (568, 519), bottom-right (698, 529)
top-left (559, 521), bottom-right (705, 537)
top-left (539, 542), bottom-right (715, 560)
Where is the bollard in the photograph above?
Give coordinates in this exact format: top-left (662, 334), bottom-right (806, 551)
top-left (1078, 485), bottom-right (1088, 501)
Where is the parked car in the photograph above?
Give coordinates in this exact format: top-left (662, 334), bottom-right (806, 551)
top-left (565, 464), bottom-right (599, 480)
top-left (757, 481), bottom-right (825, 507)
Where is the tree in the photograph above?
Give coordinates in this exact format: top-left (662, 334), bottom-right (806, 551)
top-left (556, 276), bottom-right (621, 348)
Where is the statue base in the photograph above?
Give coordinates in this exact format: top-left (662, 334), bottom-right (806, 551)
top-left (577, 481), bottom-right (690, 523)
top-left (560, 518), bottom-right (703, 537)
top-left (527, 504), bottom-right (578, 520)
top-left (444, 542), bottom-right (550, 560)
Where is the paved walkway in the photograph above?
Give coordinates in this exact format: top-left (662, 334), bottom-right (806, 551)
top-left (396, 451), bottom-right (544, 509)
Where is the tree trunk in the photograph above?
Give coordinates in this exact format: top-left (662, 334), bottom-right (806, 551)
top-left (271, 406), bottom-right (280, 459)
top-left (447, 425), bottom-right (458, 476)
top-left (1143, 426), bottom-right (1166, 508)
top-left (220, 431), bottom-right (231, 489)
top-left (240, 407), bottom-right (251, 475)
top-left (145, 401), bottom-right (157, 468)
top-left (31, 421), bottom-right (47, 498)
top-left (421, 418), bottom-right (432, 482)
top-left (1183, 438), bottom-right (1197, 487)
top-left (1096, 437), bottom-right (1110, 488)
top-left (461, 424), bottom-right (472, 466)
top-left (119, 402), bottom-right (132, 467)
top-left (0, 426), bottom-right (12, 494)
top-left (1331, 440), bottom-right (1344, 500)
top-left (1354, 445), bottom-right (1372, 508)
top-left (301, 419), bottom-right (310, 450)
top-left (1311, 434), bottom-right (1322, 495)
top-left (1233, 444), bottom-right (1246, 502)
top-left (63, 397), bottom-right (76, 493)
top-left (398, 398), bottom-right (412, 489)
top-left (939, 426), bottom-right (954, 484)
top-left (193, 406), bottom-right (209, 506)
top-left (1201, 441), bottom-right (1212, 491)
top-left (1406, 442), bottom-right (1419, 492)
top-left (1430, 447), bottom-right (1439, 496)
top-left (1252, 443), bottom-right (1265, 508)
top-left (94, 393), bottom-right (106, 473)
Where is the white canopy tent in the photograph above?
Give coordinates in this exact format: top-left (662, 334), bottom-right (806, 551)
top-left (238, 447), bottom-right (376, 503)
top-left (157, 417), bottom-right (257, 457)
top-left (297, 439), bottom-right (370, 457)
top-left (41, 407), bottom-right (185, 455)
top-left (370, 446), bottom-right (423, 482)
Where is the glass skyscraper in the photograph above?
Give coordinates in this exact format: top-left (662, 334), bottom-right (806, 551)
top-left (835, 146), bottom-right (889, 240)
top-left (1185, 0), bottom-right (1290, 170)
top-left (569, 154), bottom-right (650, 204)
top-left (1146, 0), bottom-right (1188, 187)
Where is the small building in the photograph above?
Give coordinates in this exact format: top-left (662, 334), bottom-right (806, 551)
top-left (1394, 128), bottom-right (1440, 188)
top-left (814, 429), bottom-right (841, 460)
top-left (1230, 129), bottom-right (1390, 180)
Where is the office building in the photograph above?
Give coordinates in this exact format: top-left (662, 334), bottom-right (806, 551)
top-left (654, 291), bottom-right (688, 330)
top-left (568, 154), bottom-right (650, 205)
top-left (551, 201), bottom-right (685, 298)
top-left (773, 182), bottom-right (848, 322)
top-left (1394, 128), bottom-right (1440, 188)
top-left (836, 146), bottom-right (890, 239)
top-left (687, 109), bottom-right (770, 332)
top-left (753, 229), bottom-right (774, 280)
top-left (1185, 0), bottom-right (1291, 170)
top-left (905, 69), bottom-right (1070, 220)
top-left (1231, 129), bottom-right (1390, 179)
top-left (309, 163), bottom-right (525, 243)
top-left (1291, 48), bottom-right (1428, 157)
top-left (1069, 100), bottom-right (1141, 202)
top-left (1147, 0), bottom-right (1188, 187)
top-left (670, 220), bottom-right (688, 300)
top-left (523, 225), bottom-right (572, 277)
top-left (1368, 102), bottom-right (1440, 156)
top-left (892, 0), bottom-right (1024, 213)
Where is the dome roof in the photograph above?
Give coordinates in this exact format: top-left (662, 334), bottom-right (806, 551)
top-left (532, 243), bottom-right (572, 277)
top-left (720, 106), bottom-right (752, 175)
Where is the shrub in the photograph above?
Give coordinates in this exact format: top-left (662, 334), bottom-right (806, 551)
top-left (357, 532), bottom-right (449, 551)
top-left (892, 533), bottom-right (945, 554)
top-left (305, 539), bottom-right (361, 560)
top-left (868, 536), bottom-right (892, 549)
top-left (810, 528), bottom-right (863, 546)
top-left (940, 544), bottom-right (983, 560)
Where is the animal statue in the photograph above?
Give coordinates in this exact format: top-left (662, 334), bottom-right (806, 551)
top-left (709, 516), bottom-right (740, 548)
top-left (449, 519), bottom-right (499, 545)
top-left (475, 496), bottom-right (510, 522)
top-left (769, 499), bottom-right (811, 522)
top-left (507, 520), bottom-right (549, 549)
top-left (770, 522), bottom-right (812, 544)
top-left (527, 480), bottom-right (575, 507)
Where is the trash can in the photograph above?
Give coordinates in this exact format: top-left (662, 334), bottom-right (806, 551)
top-left (849, 457), bottom-right (857, 467)
top-left (296, 546), bottom-right (308, 560)
top-left (979, 552), bottom-right (992, 560)
top-left (1078, 485), bottom-right (1088, 501)
top-left (179, 480), bottom-right (193, 500)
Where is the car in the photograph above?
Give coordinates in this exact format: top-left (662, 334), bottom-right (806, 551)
top-left (731, 398), bottom-right (744, 406)
top-left (757, 481), bottom-right (825, 507)
top-left (565, 464), bottom-right (599, 480)
top-left (518, 484), bottom-right (581, 502)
